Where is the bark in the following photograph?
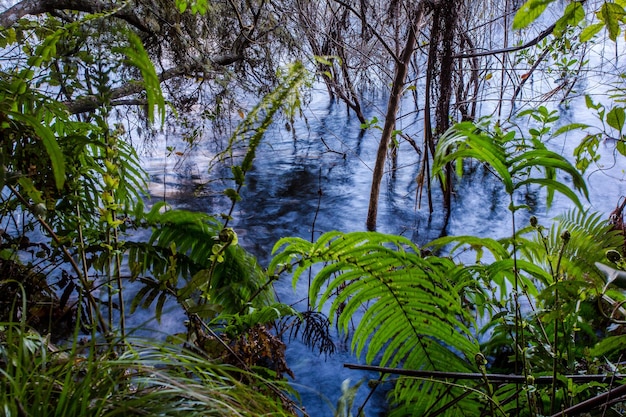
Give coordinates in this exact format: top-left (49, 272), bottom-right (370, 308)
top-left (436, 0), bottom-right (457, 216)
top-left (344, 363), bottom-right (626, 384)
top-left (365, 3), bottom-right (424, 231)
top-left (0, 0), bottom-right (151, 32)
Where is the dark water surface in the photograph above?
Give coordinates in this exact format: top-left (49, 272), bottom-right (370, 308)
top-left (140, 79), bottom-right (626, 415)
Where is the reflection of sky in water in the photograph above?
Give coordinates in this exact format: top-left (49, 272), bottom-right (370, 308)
top-left (136, 76), bottom-right (626, 415)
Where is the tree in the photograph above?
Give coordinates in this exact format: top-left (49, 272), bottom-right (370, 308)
top-left (366, 2), bottom-right (425, 230)
top-left (0, 0), bottom-right (295, 118)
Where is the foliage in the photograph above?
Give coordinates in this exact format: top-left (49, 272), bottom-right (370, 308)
top-left (269, 209), bottom-right (626, 415)
top-left (270, 231), bottom-right (492, 416)
top-left (570, 93), bottom-right (626, 173)
top-left (4, 0), bottom-right (626, 415)
top-left (433, 110), bottom-right (588, 212)
top-left (427, 111), bottom-right (625, 415)
top-left (0, 5), bottom-right (312, 415)
top-left (0, 321), bottom-right (296, 416)
top-left (214, 61), bottom-right (311, 221)
top-left (514, 0), bottom-right (626, 42)
top-left (264, 105), bottom-right (626, 415)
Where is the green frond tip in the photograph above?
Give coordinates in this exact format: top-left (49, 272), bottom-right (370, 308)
top-left (116, 32), bottom-right (166, 125)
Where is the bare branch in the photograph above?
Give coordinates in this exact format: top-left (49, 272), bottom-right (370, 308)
top-left (0, 0), bottom-right (152, 32)
top-left (65, 55), bottom-right (243, 114)
top-left (453, 22), bottom-right (556, 59)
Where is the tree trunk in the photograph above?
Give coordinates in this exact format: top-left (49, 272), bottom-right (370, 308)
top-left (436, 0), bottom-right (458, 216)
top-left (366, 4), bottom-right (424, 231)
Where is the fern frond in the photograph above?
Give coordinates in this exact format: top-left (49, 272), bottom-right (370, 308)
top-left (427, 235), bottom-right (510, 261)
top-left (145, 202), bottom-right (222, 266)
top-left (271, 231), bottom-right (480, 372)
top-left (387, 377), bottom-right (503, 417)
top-left (129, 203), bottom-right (273, 315)
top-left (434, 119), bottom-right (588, 211)
top-left (520, 209), bottom-right (623, 286)
top-left (433, 122), bottom-right (513, 193)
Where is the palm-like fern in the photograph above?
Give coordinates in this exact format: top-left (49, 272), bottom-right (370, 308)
top-left (270, 231), bottom-right (496, 416)
top-left (126, 202), bottom-right (275, 318)
top-left (520, 209), bottom-right (624, 286)
top-left (432, 118), bottom-right (588, 212)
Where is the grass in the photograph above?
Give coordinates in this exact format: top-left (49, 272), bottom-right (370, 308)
top-left (0, 320), bottom-right (297, 417)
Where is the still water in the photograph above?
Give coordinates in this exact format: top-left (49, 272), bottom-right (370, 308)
top-left (139, 77), bottom-right (626, 414)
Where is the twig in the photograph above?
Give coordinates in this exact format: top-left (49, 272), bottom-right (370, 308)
top-left (549, 383), bottom-right (626, 417)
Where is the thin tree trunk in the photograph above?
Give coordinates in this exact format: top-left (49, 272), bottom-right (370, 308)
top-left (366, 5), bottom-right (424, 230)
top-left (436, 0), bottom-right (457, 219)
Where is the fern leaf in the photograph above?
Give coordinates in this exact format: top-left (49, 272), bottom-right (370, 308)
top-left (434, 123), bottom-right (513, 193)
top-left (427, 235), bottom-right (510, 261)
top-left (8, 111), bottom-right (65, 190)
top-left (274, 231), bottom-right (480, 372)
top-left (517, 177), bottom-right (584, 210)
top-left (116, 32), bottom-right (166, 123)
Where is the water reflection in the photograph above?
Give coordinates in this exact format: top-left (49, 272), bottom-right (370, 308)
top-left (140, 86), bottom-right (626, 415)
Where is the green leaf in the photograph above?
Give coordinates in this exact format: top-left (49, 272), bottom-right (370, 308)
top-left (8, 111), bottom-right (65, 190)
top-left (518, 177), bottom-right (584, 210)
top-left (231, 166), bottom-right (245, 186)
top-left (554, 1), bottom-right (585, 36)
top-left (616, 138), bottom-right (626, 156)
top-left (599, 2), bottom-right (626, 41)
top-left (591, 334), bottom-right (626, 357)
top-left (224, 188), bottom-right (241, 203)
top-left (513, 0), bottom-right (555, 30)
top-left (553, 123), bottom-right (590, 136)
top-left (427, 235), bottom-right (510, 261)
top-left (607, 106), bottom-right (626, 133)
top-left (16, 177), bottom-right (44, 205)
top-left (580, 22), bottom-right (604, 42)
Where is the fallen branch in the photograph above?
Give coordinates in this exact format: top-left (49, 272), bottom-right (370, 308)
top-left (344, 363), bottom-right (626, 384)
top-left (549, 382), bottom-right (626, 417)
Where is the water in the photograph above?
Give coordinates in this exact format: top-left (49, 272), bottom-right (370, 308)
top-left (137, 82), bottom-right (626, 415)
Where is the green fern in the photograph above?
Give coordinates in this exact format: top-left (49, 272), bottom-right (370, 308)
top-left (433, 119), bottom-right (588, 212)
top-left (114, 31), bottom-right (166, 124)
top-left (270, 231), bottom-right (490, 416)
top-left (520, 209), bottom-right (624, 286)
top-left (427, 209), bottom-right (626, 413)
top-left (213, 62), bottom-right (310, 223)
top-left (128, 202), bottom-right (273, 317)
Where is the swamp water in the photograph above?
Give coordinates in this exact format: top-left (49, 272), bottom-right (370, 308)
top-left (135, 86), bottom-right (626, 415)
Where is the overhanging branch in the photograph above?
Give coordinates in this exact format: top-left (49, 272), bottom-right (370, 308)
top-left (65, 55), bottom-right (243, 114)
top-left (453, 22), bottom-right (556, 59)
top-left (0, 0), bottom-right (151, 32)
